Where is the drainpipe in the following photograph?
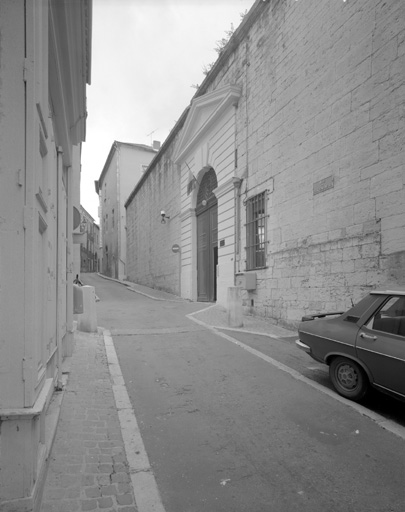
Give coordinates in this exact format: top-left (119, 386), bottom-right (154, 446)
top-left (116, 144), bottom-right (121, 279)
top-left (178, 244), bottom-right (182, 297)
top-left (234, 178), bottom-right (242, 285)
top-left (66, 164), bottom-right (74, 358)
top-left (56, 146), bottom-right (63, 390)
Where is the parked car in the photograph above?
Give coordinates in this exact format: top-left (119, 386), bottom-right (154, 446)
top-left (296, 291), bottom-right (405, 402)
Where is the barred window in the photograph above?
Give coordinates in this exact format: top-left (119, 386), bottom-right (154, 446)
top-left (246, 191), bottom-right (267, 270)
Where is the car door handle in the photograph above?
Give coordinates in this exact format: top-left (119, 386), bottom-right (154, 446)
top-left (360, 332), bottom-right (377, 340)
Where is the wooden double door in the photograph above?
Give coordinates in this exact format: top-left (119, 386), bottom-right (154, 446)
top-left (197, 202), bottom-right (218, 302)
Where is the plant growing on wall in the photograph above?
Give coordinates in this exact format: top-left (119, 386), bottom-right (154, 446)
top-left (191, 10), bottom-right (248, 89)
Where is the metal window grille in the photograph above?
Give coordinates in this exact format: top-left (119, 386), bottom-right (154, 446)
top-left (245, 191), bottom-right (267, 270)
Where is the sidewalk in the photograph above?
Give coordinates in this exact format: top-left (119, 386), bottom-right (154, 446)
top-left (189, 303), bottom-right (295, 338)
top-left (41, 280), bottom-right (295, 512)
top-left (41, 329), bottom-right (138, 512)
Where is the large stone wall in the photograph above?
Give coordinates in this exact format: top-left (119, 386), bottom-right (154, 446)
top-left (232, 0), bottom-right (405, 327)
top-left (126, 0), bottom-right (404, 327)
top-left (126, 142), bottom-right (183, 295)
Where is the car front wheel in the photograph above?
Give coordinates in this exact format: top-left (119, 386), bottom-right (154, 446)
top-left (329, 357), bottom-right (368, 401)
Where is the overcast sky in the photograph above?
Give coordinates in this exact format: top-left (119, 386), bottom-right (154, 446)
top-left (80, 0), bottom-right (256, 220)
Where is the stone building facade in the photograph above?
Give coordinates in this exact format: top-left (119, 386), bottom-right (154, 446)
top-left (126, 136), bottom-right (184, 295)
top-left (95, 141), bottom-right (158, 279)
top-left (79, 205), bottom-right (99, 273)
top-left (0, 1), bottom-right (91, 510)
top-left (125, 0), bottom-right (405, 329)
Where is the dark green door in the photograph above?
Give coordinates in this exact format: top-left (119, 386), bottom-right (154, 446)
top-left (197, 203), bottom-right (217, 302)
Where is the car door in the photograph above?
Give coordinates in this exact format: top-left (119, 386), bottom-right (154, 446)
top-left (355, 296), bottom-right (405, 397)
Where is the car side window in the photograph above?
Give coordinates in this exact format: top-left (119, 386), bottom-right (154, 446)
top-left (366, 297), bottom-right (405, 337)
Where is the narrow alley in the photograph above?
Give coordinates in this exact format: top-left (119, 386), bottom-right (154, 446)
top-left (42, 274), bottom-right (405, 512)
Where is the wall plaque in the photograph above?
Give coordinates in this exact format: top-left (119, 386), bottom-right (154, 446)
top-left (313, 175), bottom-right (334, 196)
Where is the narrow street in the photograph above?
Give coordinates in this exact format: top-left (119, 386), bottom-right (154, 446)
top-left (85, 274), bottom-right (405, 512)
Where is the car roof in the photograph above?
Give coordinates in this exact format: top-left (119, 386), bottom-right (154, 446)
top-left (371, 290), bottom-right (405, 296)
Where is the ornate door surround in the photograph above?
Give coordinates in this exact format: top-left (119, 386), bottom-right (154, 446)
top-left (196, 168), bottom-right (218, 302)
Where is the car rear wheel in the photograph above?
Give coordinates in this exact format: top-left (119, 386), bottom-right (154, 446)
top-left (329, 357), bottom-right (368, 401)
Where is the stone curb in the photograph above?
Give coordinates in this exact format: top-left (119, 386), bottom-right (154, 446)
top-left (102, 328), bottom-right (166, 512)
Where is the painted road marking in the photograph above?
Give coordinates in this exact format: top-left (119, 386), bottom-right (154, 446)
top-left (103, 329), bottom-right (166, 512)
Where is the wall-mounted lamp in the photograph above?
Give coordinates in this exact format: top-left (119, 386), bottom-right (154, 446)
top-left (161, 210), bottom-right (170, 224)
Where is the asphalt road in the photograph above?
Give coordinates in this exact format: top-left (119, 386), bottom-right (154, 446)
top-left (222, 330), bottom-right (405, 428)
top-left (85, 274), bottom-right (405, 512)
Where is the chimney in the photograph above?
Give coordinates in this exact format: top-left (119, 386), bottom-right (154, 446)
top-left (153, 140), bottom-right (161, 151)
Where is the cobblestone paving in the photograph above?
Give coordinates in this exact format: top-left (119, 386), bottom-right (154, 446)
top-left (41, 331), bottom-right (138, 512)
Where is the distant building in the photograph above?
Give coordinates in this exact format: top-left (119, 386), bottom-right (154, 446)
top-left (79, 205), bottom-right (99, 272)
top-left (125, 0), bottom-right (405, 328)
top-left (0, 1), bottom-right (91, 510)
top-left (95, 141), bottom-right (159, 279)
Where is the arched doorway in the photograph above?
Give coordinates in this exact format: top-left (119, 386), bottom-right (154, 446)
top-left (196, 168), bottom-right (218, 302)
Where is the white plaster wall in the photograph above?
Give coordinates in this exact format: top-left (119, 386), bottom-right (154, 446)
top-left (0, 1), bottom-right (89, 508)
top-left (0, 0), bottom-right (26, 409)
top-left (214, 180), bottom-right (238, 306)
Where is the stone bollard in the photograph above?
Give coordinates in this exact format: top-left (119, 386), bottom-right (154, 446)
top-left (227, 286), bottom-right (243, 328)
top-left (77, 285), bottom-right (98, 333)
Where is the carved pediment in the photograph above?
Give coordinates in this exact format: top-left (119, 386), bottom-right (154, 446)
top-left (173, 84), bottom-right (241, 164)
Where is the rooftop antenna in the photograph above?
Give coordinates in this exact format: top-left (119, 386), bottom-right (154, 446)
top-left (146, 129), bottom-right (157, 146)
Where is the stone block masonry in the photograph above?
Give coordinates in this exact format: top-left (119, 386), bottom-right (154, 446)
top-left (124, 0), bottom-right (405, 327)
top-left (126, 141), bottom-right (182, 297)
top-left (234, 0), bottom-right (405, 326)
